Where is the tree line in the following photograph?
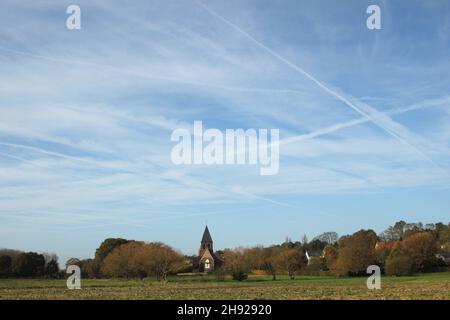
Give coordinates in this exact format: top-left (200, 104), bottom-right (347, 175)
top-left (0, 220), bottom-right (449, 280)
top-left (0, 249), bottom-right (60, 278)
top-left (219, 221), bottom-right (450, 279)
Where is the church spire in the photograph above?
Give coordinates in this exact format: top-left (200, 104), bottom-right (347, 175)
top-left (201, 225), bottom-right (213, 243)
top-left (200, 225), bottom-right (213, 253)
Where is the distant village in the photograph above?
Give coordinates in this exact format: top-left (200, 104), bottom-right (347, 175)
top-left (0, 221), bottom-right (449, 280)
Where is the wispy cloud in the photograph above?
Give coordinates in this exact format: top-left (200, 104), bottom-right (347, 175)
top-left (0, 0), bottom-right (449, 260)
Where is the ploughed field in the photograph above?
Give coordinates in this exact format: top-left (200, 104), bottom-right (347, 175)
top-left (0, 273), bottom-right (449, 300)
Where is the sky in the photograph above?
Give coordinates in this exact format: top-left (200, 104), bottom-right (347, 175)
top-left (0, 0), bottom-right (449, 264)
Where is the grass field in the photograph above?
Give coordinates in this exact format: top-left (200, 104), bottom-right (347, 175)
top-left (0, 273), bottom-right (449, 300)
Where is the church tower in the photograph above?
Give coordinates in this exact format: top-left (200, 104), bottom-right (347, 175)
top-left (199, 225), bottom-right (213, 254)
top-left (197, 225), bottom-right (222, 273)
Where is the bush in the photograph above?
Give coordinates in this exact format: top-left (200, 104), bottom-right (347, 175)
top-left (222, 248), bottom-right (251, 281)
top-left (0, 255), bottom-right (12, 278)
top-left (304, 257), bottom-right (326, 276)
top-left (386, 252), bottom-right (414, 276)
top-left (232, 271), bottom-right (248, 281)
top-left (214, 267), bottom-right (226, 281)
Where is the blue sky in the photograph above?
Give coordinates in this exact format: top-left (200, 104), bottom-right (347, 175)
top-left (0, 0), bottom-right (449, 264)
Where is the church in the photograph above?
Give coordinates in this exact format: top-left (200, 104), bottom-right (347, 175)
top-left (194, 226), bottom-right (223, 273)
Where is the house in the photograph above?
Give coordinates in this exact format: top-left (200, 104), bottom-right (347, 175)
top-left (436, 252), bottom-right (450, 265)
top-left (193, 226), bottom-right (223, 273)
top-left (305, 249), bottom-right (324, 265)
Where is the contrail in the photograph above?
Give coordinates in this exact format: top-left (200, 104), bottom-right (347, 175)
top-left (0, 150), bottom-right (50, 168)
top-left (2, 43), bottom-right (446, 168)
top-left (196, 0), bottom-right (444, 170)
top-left (0, 142), bottom-right (97, 164)
top-left (0, 142), bottom-right (298, 210)
top-left (280, 96), bottom-right (450, 147)
top-left (0, 45), bottom-right (309, 96)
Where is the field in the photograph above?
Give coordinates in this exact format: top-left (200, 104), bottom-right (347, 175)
top-left (0, 273), bottom-right (449, 300)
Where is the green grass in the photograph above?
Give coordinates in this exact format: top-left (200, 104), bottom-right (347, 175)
top-left (0, 273), bottom-right (449, 300)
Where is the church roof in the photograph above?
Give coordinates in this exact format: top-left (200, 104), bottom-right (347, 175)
top-left (201, 226), bottom-right (213, 243)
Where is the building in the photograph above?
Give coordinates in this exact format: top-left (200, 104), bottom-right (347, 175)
top-left (195, 226), bottom-right (223, 273)
top-left (305, 249), bottom-right (324, 265)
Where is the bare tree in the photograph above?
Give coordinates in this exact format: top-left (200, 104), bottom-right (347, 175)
top-left (313, 232), bottom-right (338, 245)
top-left (276, 247), bottom-right (306, 279)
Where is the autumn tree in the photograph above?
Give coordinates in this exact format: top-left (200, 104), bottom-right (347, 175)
top-left (335, 230), bottom-right (378, 276)
top-left (323, 245), bottom-right (338, 271)
top-left (145, 242), bottom-right (185, 281)
top-left (401, 232), bottom-right (438, 272)
top-left (82, 259), bottom-right (101, 278)
top-left (260, 246), bottom-right (280, 280)
top-left (89, 238), bottom-right (129, 277)
top-left (102, 241), bottom-right (148, 278)
top-left (276, 247), bottom-right (306, 279)
top-left (385, 248), bottom-right (413, 276)
top-left (101, 241), bottom-right (184, 280)
top-left (222, 248), bottom-right (250, 281)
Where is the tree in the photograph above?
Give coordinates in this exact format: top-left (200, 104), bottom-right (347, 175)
top-left (305, 256), bottom-right (326, 274)
top-left (303, 239), bottom-right (327, 252)
top-left (313, 232), bottom-right (338, 245)
top-left (276, 247), bottom-right (306, 279)
top-left (90, 238), bottom-right (130, 278)
top-left (222, 248), bottom-right (250, 281)
top-left (45, 259), bottom-right (60, 278)
top-left (146, 243), bottom-right (185, 281)
top-left (95, 238), bottom-right (129, 262)
top-left (0, 249), bottom-right (22, 260)
top-left (13, 252), bottom-right (45, 277)
top-left (301, 234), bottom-right (308, 246)
top-left (42, 252), bottom-right (58, 266)
top-left (380, 220), bottom-right (407, 241)
top-left (260, 247), bottom-right (280, 280)
top-left (101, 241), bottom-right (147, 278)
top-left (401, 232), bottom-right (438, 272)
top-left (0, 255), bottom-right (12, 278)
top-left (335, 230), bottom-right (378, 276)
top-left (434, 223), bottom-right (450, 244)
top-left (101, 241), bottom-right (185, 280)
top-left (323, 245), bottom-right (338, 271)
top-left (385, 248), bottom-right (414, 276)
top-left (83, 259), bottom-right (102, 278)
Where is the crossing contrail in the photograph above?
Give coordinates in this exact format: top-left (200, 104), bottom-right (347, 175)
top-left (280, 97), bottom-right (450, 148)
top-left (196, 0), bottom-right (445, 171)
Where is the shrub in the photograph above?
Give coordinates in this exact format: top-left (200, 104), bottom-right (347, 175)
top-left (232, 271), bottom-right (248, 281)
top-left (0, 255), bottom-right (12, 278)
top-left (386, 251), bottom-right (414, 276)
